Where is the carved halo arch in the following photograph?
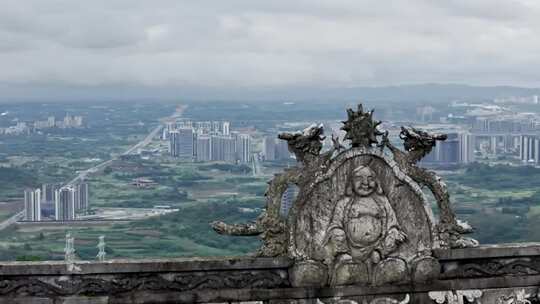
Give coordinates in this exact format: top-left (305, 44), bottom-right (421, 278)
top-left (287, 146), bottom-right (439, 262)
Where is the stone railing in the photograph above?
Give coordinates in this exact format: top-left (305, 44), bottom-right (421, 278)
top-left (2, 243), bottom-right (540, 303)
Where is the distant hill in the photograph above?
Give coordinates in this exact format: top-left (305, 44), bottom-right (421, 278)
top-left (1, 83), bottom-right (540, 103)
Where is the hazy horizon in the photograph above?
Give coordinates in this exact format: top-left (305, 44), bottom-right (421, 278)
top-left (1, 82), bottom-right (540, 104)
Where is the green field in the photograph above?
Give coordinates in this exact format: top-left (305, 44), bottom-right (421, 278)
top-left (0, 157), bottom-right (267, 261)
top-left (441, 164), bottom-right (540, 244)
top-left (0, 199), bottom-right (262, 261)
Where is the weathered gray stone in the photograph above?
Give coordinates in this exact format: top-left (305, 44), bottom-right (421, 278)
top-left (211, 104), bottom-right (478, 288)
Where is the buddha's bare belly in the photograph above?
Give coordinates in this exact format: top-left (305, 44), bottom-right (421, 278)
top-left (346, 197), bottom-right (385, 247)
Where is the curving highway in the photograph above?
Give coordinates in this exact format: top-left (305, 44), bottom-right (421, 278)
top-left (67, 105), bottom-right (186, 185)
top-left (0, 105), bottom-right (187, 230)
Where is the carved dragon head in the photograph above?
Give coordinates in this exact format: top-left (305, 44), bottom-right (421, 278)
top-left (278, 124), bottom-right (325, 164)
top-left (399, 126), bottom-right (447, 161)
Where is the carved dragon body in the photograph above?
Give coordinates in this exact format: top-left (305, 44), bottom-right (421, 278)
top-left (211, 124), bottom-right (333, 256)
top-left (381, 127), bottom-right (477, 248)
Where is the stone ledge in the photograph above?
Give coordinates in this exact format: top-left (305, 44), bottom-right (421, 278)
top-left (0, 256), bottom-right (293, 276)
top-left (3, 275), bottom-right (538, 304)
top-left (434, 242), bottom-right (540, 260)
top-left (111, 274), bottom-right (540, 303)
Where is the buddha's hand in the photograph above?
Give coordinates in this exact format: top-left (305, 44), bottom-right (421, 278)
top-left (329, 229), bottom-right (349, 254)
top-left (384, 227), bottom-right (407, 253)
top-left (321, 229), bottom-right (349, 264)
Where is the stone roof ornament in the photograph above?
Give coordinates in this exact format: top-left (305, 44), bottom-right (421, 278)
top-left (211, 103), bottom-right (478, 287)
top-left (341, 104), bottom-right (384, 148)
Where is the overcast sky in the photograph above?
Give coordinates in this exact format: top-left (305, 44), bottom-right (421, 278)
top-left (2, 0), bottom-right (540, 91)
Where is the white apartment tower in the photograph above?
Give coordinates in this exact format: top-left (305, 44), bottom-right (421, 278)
top-left (263, 137), bottom-right (276, 161)
top-left (55, 187), bottom-right (76, 221)
top-left (222, 122), bottom-right (230, 136)
top-left (237, 134), bottom-right (251, 163)
top-left (24, 188), bottom-right (41, 221)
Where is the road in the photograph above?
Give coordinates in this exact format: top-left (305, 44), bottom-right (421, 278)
top-left (0, 211), bottom-right (23, 231)
top-left (66, 105), bottom-right (186, 185)
top-left (0, 105), bottom-right (187, 231)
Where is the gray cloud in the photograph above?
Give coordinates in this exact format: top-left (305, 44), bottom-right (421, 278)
top-left (1, 0), bottom-right (540, 89)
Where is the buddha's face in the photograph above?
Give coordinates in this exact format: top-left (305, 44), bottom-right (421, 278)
top-left (352, 167), bottom-right (377, 197)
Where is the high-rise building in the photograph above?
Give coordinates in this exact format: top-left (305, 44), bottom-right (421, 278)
top-left (422, 132), bottom-right (474, 165)
top-left (208, 135), bottom-right (238, 162)
top-left (237, 134), bottom-right (251, 163)
top-left (263, 137), bottom-right (276, 161)
top-left (162, 122), bottom-right (177, 140)
top-left (222, 122), bottom-right (230, 136)
top-left (24, 188), bottom-right (41, 221)
top-left (223, 136), bottom-right (236, 162)
top-left (195, 135), bottom-right (211, 162)
top-left (55, 187), bottom-right (76, 221)
top-left (41, 183), bottom-right (60, 218)
top-left (439, 134), bottom-right (460, 164)
top-left (275, 139), bottom-right (291, 160)
top-left (520, 135), bottom-right (539, 164)
top-left (47, 116), bottom-right (56, 128)
top-left (74, 183), bottom-right (89, 214)
top-left (63, 115), bottom-right (72, 128)
top-left (73, 116), bottom-right (83, 127)
top-left (177, 128), bottom-right (194, 160)
top-left (533, 137), bottom-right (540, 164)
top-left (459, 133), bottom-right (475, 164)
top-left (176, 120), bottom-right (192, 129)
top-left (212, 121), bottom-right (222, 134)
top-left (42, 184), bottom-right (59, 204)
top-left (170, 128), bottom-right (194, 160)
top-left (472, 117), bottom-right (537, 133)
top-left (169, 130), bottom-right (180, 157)
top-left (196, 121), bottom-right (212, 134)
top-left (211, 136), bottom-right (226, 161)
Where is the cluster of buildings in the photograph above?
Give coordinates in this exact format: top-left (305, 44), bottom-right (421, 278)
top-left (0, 122), bottom-right (30, 136)
top-left (262, 136), bottom-right (291, 161)
top-left (471, 117), bottom-right (539, 134)
top-left (421, 133), bottom-right (475, 165)
top-left (167, 120), bottom-right (252, 163)
top-left (469, 116), bottom-right (540, 164)
top-left (34, 115), bottom-right (84, 129)
top-left (0, 115), bottom-right (84, 136)
top-left (23, 183), bottom-right (89, 222)
top-left (493, 95), bottom-right (539, 105)
top-left (519, 135), bottom-right (540, 164)
top-left (414, 109), bottom-right (540, 165)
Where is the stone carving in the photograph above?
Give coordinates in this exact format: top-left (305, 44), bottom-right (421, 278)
top-left (428, 290), bottom-right (483, 304)
top-left (324, 165), bottom-right (408, 285)
top-left (211, 104), bottom-right (476, 286)
top-left (317, 294), bottom-right (410, 304)
top-left (441, 258), bottom-right (540, 279)
top-left (496, 288), bottom-right (540, 304)
top-left (212, 123), bottom-right (333, 257)
top-left (381, 127), bottom-right (477, 249)
top-left (0, 270), bottom-right (288, 297)
top-left (496, 288), bottom-right (538, 304)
